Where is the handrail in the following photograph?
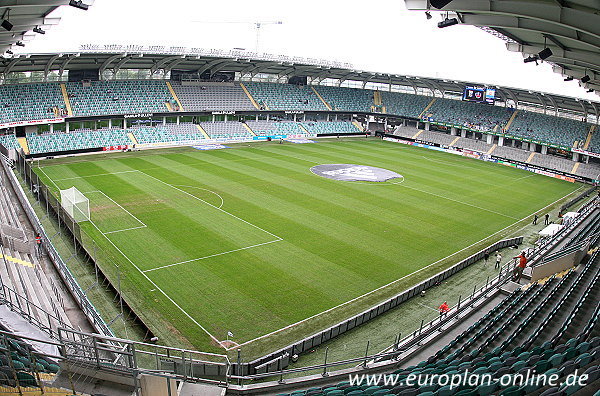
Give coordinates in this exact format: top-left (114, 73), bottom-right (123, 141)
top-left (0, 283), bottom-right (73, 338)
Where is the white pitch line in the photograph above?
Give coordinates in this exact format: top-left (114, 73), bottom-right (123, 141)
top-left (399, 184), bottom-right (520, 220)
top-left (40, 169), bottom-right (223, 345)
top-left (227, 185), bottom-right (586, 350)
top-left (87, 190), bottom-right (146, 228)
top-left (143, 239), bottom-right (282, 273)
top-left (103, 225), bottom-right (147, 235)
top-left (171, 185), bottom-right (224, 209)
top-left (138, 170), bottom-right (283, 240)
top-left (39, 167), bottom-right (61, 191)
top-left (417, 303), bottom-right (439, 313)
top-left (52, 170), bottom-right (140, 181)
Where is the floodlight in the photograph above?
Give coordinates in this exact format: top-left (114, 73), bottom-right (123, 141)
top-left (564, 76), bottom-right (573, 81)
top-left (524, 55), bottom-right (538, 63)
top-left (587, 89), bottom-right (594, 93)
top-left (425, 11), bottom-right (432, 20)
top-left (33, 26), bottom-right (45, 34)
top-left (438, 18), bottom-right (458, 28)
top-left (1, 19), bottom-right (12, 31)
top-left (430, 0), bottom-right (454, 9)
top-left (69, 0), bottom-right (89, 10)
top-left (15, 41), bottom-right (24, 47)
top-left (581, 75), bottom-right (591, 83)
top-left (538, 48), bottom-right (552, 60)
top-left (5, 50), bottom-right (12, 55)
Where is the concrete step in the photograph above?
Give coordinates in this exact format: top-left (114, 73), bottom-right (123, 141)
top-left (179, 382), bottom-right (225, 396)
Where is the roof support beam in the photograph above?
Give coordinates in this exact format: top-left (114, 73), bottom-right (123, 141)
top-left (43, 53), bottom-right (61, 81)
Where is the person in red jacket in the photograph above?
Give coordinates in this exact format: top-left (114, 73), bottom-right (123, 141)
top-left (513, 252), bottom-right (528, 282)
top-left (439, 301), bottom-right (450, 319)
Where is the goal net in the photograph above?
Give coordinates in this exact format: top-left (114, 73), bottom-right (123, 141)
top-left (60, 187), bottom-right (90, 223)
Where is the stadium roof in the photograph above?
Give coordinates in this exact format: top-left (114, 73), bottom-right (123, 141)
top-left (404, 0), bottom-right (600, 97)
top-left (1, 48), bottom-right (599, 120)
top-left (0, 0), bottom-right (92, 55)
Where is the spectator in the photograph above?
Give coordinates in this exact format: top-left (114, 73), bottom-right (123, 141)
top-left (484, 250), bottom-right (490, 264)
top-left (35, 233), bottom-right (42, 255)
top-left (533, 214), bottom-right (538, 225)
top-left (495, 251), bottom-right (502, 270)
top-left (512, 252), bottom-right (528, 282)
top-left (545, 213), bottom-right (550, 225)
top-left (439, 301), bottom-right (449, 319)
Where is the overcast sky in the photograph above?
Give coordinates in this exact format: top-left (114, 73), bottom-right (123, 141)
top-left (16, 0), bottom-right (598, 102)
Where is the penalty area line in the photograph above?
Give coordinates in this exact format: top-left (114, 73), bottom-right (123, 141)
top-left (143, 238), bottom-right (283, 273)
top-left (87, 220), bottom-right (223, 346)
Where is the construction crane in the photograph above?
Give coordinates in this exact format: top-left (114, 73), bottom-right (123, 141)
top-left (191, 20), bottom-right (283, 53)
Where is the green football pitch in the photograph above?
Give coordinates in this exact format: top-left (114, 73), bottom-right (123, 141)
top-left (34, 139), bottom-right (583, 355)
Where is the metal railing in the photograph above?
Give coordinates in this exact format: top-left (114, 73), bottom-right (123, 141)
top-left (4, 154), bottom-right (114, 338)
top-left (0, 282), bottom-right (72, 338)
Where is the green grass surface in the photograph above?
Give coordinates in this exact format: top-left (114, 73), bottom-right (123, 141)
top-left (33, 139), bottom-right (583, 356)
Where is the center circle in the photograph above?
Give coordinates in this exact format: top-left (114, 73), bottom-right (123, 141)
top-left (310, 164), bottom-right (403, 182)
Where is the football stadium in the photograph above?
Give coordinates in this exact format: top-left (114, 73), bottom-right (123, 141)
top-left (0, 1), bottom-right (598, 395)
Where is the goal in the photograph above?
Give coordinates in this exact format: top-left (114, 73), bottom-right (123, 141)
top-left (60, 187), bottom-right (90, 223)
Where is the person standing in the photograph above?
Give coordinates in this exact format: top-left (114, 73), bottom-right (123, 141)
top-left (484, 250), bottom-right (490, 264)
top-left (495, 251), bottom-right (502, 270)
top-left (439, 301), bottom-right (449, 319)
top-left (35, 233), bottom-right (42, 256)
top-left (512, 252), bottom-right (527, 282)
top-left (544, 214), bottom-right (550, 225)
top-left (533, 214), bottom-right (538, 225)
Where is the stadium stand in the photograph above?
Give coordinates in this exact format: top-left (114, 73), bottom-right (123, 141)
top-left (245, 120), bottom-right (304, 136)
top-left (66, 80), bottom-right (174, 116)
top-left (132, 123), bottom-right (207, 144)
top-left (300, 121), bottom-right (361, 135)
top-left (454, 137), bottom-right (492, 153)
top-left (392, 126), bottom-right (600, 180)
top-left (485, 144), bottom-right (532, 163)
top-left (426, 99), bottom-right (513, 132)
top-left (586, 131), bottom-right (600, 154)
top-left (0, 324), bottom-right (60, 387)
top-left (417, 130), bottom-right (458, 146)
top-left (0, 134), bottom-right (20, 150)
top-left (200, 121), bottom-right (253, 139)
top-left (26, 129), bottom-right (131, 154)
top-left (381, 91), bottom-right (432, 119)
top-left (0, 83), bottom-right (66, 123)
top-left (528, 154), bottom-right (578, 175)
top-left (244, 82), bottom-right (327, 111)
top-left (508, 111), bottom-right (590, 149)
top-left (315, 86), bottom-right (374, 112)
top-left (171, 83), bottom-right (255, 111)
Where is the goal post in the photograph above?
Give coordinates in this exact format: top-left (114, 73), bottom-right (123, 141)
top-left (60, 187), bottom-right (90, 223)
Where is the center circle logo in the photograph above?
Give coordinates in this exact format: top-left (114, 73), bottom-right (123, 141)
top-left (310, 164), bottom-right (403, 182)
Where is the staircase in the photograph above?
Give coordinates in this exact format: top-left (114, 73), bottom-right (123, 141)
top-left (127, 132), bottom-right (138, 145)
top-left (583, 125), bottom-right (596, 150)
top-left (352, 120), bottom-right (365, 132)
top-left (311, 86), bottom-right (332, 111)
top-left (504, 110), bottom-right (519, 132)
top-left (242, 123), bottom-right (256, 136)
top-left (17, 137), bottom-right (30, 155)
top-left (239, 83), bottom-right (261, 110)
top-left (59, 83), bottom-right (73, 116)
top-left (419, 98), bottom-right (437, 119)
top-left (526, 152), bottom-right (536, 163)
top-left (195, 124), bottom-right (210, 139)
top-left (165, 81), bottom-right (184, 111)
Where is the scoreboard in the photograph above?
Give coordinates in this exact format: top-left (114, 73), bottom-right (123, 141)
top-left (463, 85), bottom-right (496, 105)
